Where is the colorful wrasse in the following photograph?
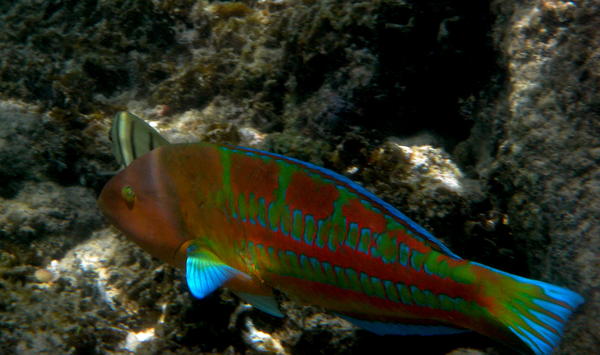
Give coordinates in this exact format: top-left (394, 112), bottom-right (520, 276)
top-left (98, 115), bottom-right (583, 355)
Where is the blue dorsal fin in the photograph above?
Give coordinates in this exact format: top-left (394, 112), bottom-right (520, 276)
top-left (235, 291), bottom-right (284, 318)
top-left (336, 314), bottom-right (469, 336)
top-left (186, 248), bottom-right (247, 299)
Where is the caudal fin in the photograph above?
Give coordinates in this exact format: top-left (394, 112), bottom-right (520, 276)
top-left (474, 262), bottom-right (584, 355)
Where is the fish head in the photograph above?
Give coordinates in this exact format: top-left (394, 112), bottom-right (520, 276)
top-left (98, 149), bottom-right (190, 268)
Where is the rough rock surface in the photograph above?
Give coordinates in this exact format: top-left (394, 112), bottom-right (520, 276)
top-left (477, 1), bottom-right (599, 353)
top-left (0, 0), bottom-right (597, 354)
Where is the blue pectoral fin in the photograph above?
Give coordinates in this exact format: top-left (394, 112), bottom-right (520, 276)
top-left (336, 314), bottom-right (469, 336)
top-left (235, 291), bottom-right (284, 318)
top-left (186, 249), bottom-right (245, 299)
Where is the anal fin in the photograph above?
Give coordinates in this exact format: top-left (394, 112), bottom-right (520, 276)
top-left (336, 314), bottom-right (469, 336)
top-left (235, 291), bottom-right (284, 318)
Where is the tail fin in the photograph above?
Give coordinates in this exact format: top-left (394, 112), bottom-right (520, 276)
top-left (473, 262), bottom-right (584, 355)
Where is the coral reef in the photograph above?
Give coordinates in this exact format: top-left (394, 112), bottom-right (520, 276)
top-left (0, 0), bottom-right (597, 354)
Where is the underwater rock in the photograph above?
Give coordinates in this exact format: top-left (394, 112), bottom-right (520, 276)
top-left (458, 1), bottom-right (600, 353)
top-left (0, 101), bottom-right (47, 198)
top-left (1, 230), bottom-right (127, 354)
top-left (365, 139), bottom-right (468, 216)
top-left (0, 0), bottom-right (179, 113)
top-left (0, 100), bottom-right (104, 249)
top-left (0, 228), bottom-right (243, 354)
top-left (0, 0), bottom-right (596, 354)
top-left (243, 318), bottom-right (287, 355)
top-left (0, 181), bottom-right (102, 249)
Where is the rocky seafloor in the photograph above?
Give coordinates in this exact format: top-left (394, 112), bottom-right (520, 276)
top-left (0, 0), bottom-right (598, 354)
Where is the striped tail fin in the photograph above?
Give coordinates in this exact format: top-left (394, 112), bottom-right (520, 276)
top-left (473, 262), bottom-right (584, 355)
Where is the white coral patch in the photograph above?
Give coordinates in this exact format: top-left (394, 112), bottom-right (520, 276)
top-left (243, 319), bottom-right (287, 355)
top-left (122, 327), bottom-right (156, 352)
top-left (239, 127), bottom-right (266, 147)
top-left (47, 229), bottom-right (121, 308)
top-left (386, 142), bottom-right (464, 193)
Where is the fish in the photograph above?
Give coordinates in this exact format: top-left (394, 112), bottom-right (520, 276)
top-left (98, 122), bottom-right (583, 355)
top-left (110, 111), bottom-right (169, 168)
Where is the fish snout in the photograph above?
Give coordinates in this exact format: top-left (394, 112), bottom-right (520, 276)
top-left (97, 152), bottom-right (189, 268)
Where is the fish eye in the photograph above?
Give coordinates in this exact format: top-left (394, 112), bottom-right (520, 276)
top-left (121, 186), bottom-right (136, 204)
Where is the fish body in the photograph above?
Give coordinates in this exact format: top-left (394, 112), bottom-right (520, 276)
top-left (99, 139), bottom-right (583, 355)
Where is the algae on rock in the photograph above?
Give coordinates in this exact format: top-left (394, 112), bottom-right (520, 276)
top-left (1, 0), bottom-right (596, 354)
